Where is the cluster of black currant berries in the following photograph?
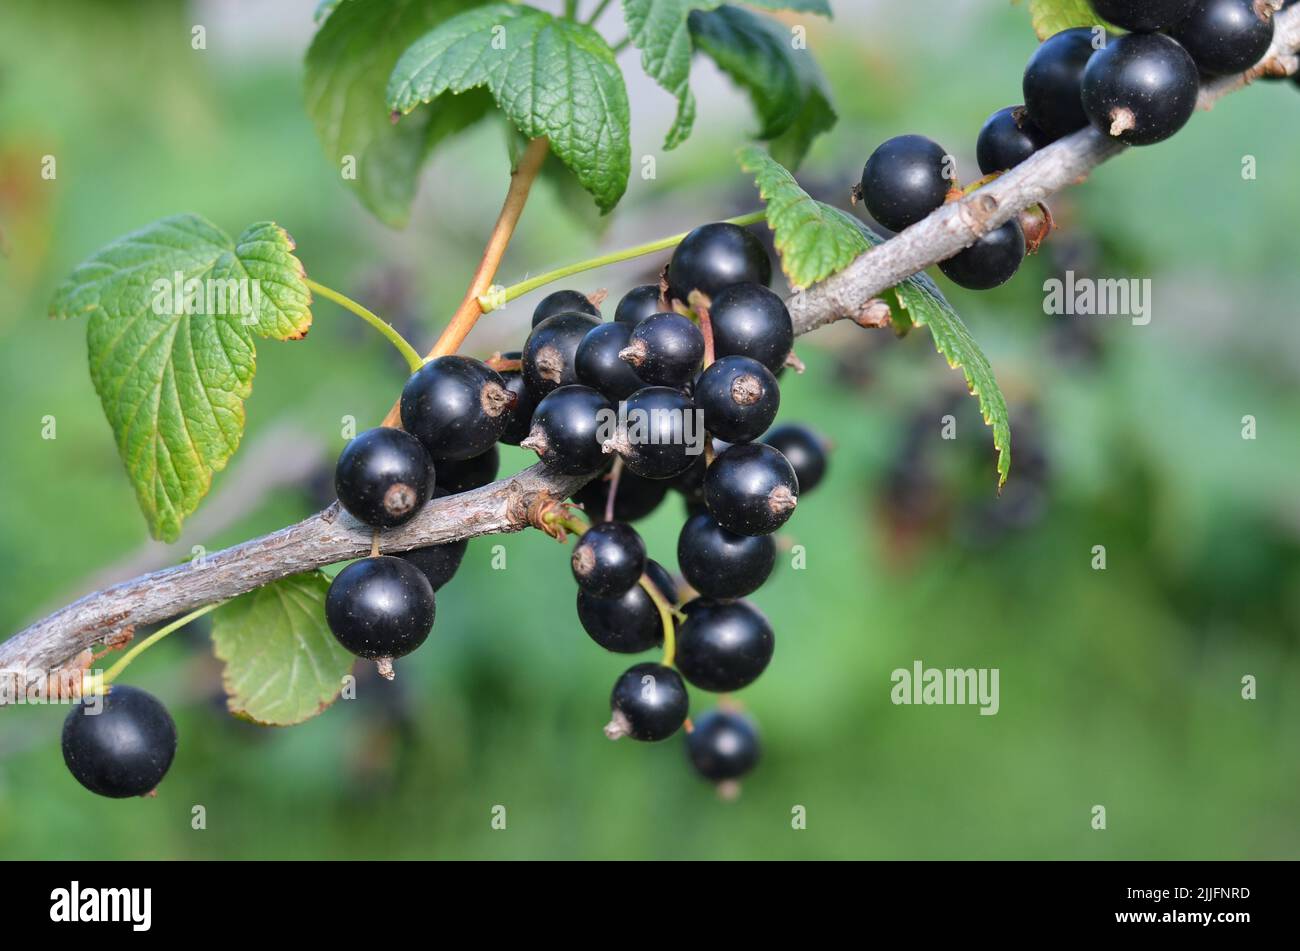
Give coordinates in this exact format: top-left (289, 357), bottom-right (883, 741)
top-left (857, 0), bottom-right (1281, 290)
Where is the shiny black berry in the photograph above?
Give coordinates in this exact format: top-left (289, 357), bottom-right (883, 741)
top-left (614, 284), bottom-right (663, 326)
top-left (1082, 33), bottom-right (1200, 146)
top-left (436, 445), bottom-right (499, 494)
top-left (619, 312), bottom-right (704, 387)
top-left (575, 321), bottom-right (646, 401)
top-left (1089, 0), bottom-right (1195, 31)
top-left (400, 355), bottom-right (514, 461)
top-left (695, 356), bottom-right (780, 444)
top-left (572, 465), bottom-right (670, 522)
top-left (571, 521), bottom-right (646, 597)
top-left (859, 134), bottom-right (953, 233)
top-left (325, 556), bottom-right (435, 660)
top-left (1023, 27), bottom-right (1102, 140)
top-left (1171, 0), bottom-right (1275, 75)
top-left (62, 685), bottom-right (177, 798)
top-left (532, 288), bottom-right (600, 326)
top-left (678, 511), bottom-right (776, 600)
top-left (605, 663), bottom-right (689, 741)
top-left (676, 599), bottom-right (774, 692)
top-left (576, 559), bottom-right (676, 653)
top-left (334, 427), bottom-right (432, 528)
top-left (603, 386), bottom-right (700, 480)
top-left (708, 283), bottom-right (794, 374)
top-left (667, 222), bottom-right (771, 304)
top-left (938, 219), bottom-right (1027, 290)
top-left (398, 540), bottom-right (466, 592)
top-left (763, 424), bottom-right (829, 494)
top-left (521, 312), bottom-right (602, 397)
top-left (704, 442), bottom-right (799, 536)
top-left (521, 385), bottom-right (612, 474)
top-left (686, 709), bottom-right (761, 783)
top-left (496, 351), bottom-right (537, 446)
top-left (976, 106), bottom-right (1051, 174)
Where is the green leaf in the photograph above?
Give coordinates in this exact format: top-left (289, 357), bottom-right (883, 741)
top-left (306, 0), bottom-right (493, 228)
top-left (688, 5), bottom-right (836, 168)
top-left (50, 214), bottom-right (312, 542)
top-left (211, 573), bottom-right (356, 726)
top-left (388, 3), bottom-right (630, 213)
top-left (314, 0), bottom-right (344, 23)
top-left (737, 146), bottom-right (1011, 486)
top-left (1023, 0), bottom-right (1105, 39)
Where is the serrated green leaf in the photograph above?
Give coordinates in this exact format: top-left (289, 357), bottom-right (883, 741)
top-left (737, 146), bottom-right (1011, 486)
top-left (306, 0), bottom-right (493, 228)
top-left (50, 214), bottom-right (311, 541)
top-left (388, 3), bottom-right (630, 213)
top-left (211, 572), bottom-right (356, 726)
top-left (1023, 0), bottom-right (1104, 39)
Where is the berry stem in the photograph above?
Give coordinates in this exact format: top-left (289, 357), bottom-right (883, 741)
top-left (478, 210), bottom-right (768, 314)
top-left (603, 457), bottom-right (624, 523)
top-left (639, 575), bottom-right (677, 668)
top-left (305, 278), bottom-right (424, 373)
top-left (100, 602), bottom-right (225, 688)
top-left (543, 510), bottom-right (590, 540)
top-left (689, 291), bottom-right (716, 367)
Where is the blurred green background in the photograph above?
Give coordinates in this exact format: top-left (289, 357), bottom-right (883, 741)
top-left (1, 0), bottom-right (1298, 859)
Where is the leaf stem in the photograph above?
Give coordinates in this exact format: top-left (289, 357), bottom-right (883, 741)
top-left (639, 575), bottom-right (677, 668)
top-left (479, 210), bottom-right (767, 313)
top-left (610, 36), bottom-right (631, 54)
top-left (100, 602), bottom-right (225, 687)
top-left (305, 278), bottom-right (424, 373)
top-left (585, 0), bottom-right (614, 26)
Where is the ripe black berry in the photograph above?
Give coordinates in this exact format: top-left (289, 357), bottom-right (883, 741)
top-left (575, 321), bottom-right (646, 401)
top-left (521, 312), bottom-right (602, 397)
top-left (576, 559), bottom-right (676, 653)
top-left (325, 556), bottom-right (436, 660)
top-left (708, 283), bottom-right (794, 374)
top-left (572, 464), bottom-right (670, 522)
top-left (695, 356), bottom-right (780, 444)
top-left (571, 521), bottom-right (647, 597)
top-left (1082, 32), bottom-right (1200, 146)
top-left (938, 219), bottom-right (1027, 290)
top-left (62, 685), bottom-right (177, 798)
top-left (398, 539), bottom-right (466, 592)
top-left (976, 106), bottom-right (1051, 174)
top-left (686, 709), bottom-right (761, 783)
top-left (1170, 0), bottom-right (1275, 76)
top-left (704, 442), bottom-right (799, 536)
top-left (605, 662), bottom-right (689, 741)
top-left (675, 599), bottom-right (774, 692)
top-left (667, 222), bottom-right (771, 304)
top-left (678, 511), bottom-right (776, 600)
top-left (521, 385), bottom-right (612, 474)
top-left (495, 351), bottom-right (537, 446)
top-left (763, 424), bottom-right (829, 494)
top-left (859, 134), bottom-right (953, 233)
top-left (1023, 27), bottom-right (1101, 140)
top-left (1089, 0), bottom-right (1195, 32)
top-left (614, 284), bottom-right (663, 326)
top-left (602, 386), bottom-right (699, 480)
top-left (532, 288), bottom-right (600, 326)
top-left (436, 445), bottom-right (499, 494)
top-left (619, 312), bottom-right (705, 387)
top-left (334, 427), bottom-right (432, 528)
top-left (400, 355), bottom-right (514, 461)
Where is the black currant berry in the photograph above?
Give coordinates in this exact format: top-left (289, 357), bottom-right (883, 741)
top-left (571, 521), bottom-right (647, 597)
top-left (602, 386), bottom-right (700, 480)
top-left (619, 312), bottom-right (705, 387)
top-left (1023, 27), bottom-right (1102, 140)
top-left (615, 284), bottom-right (663, 326)
top-left (1081, 33), bottom-right (1200, 146)
top-left (667, 222), bottom-right (771, 304)
top-left (763, 424), bottom-right (829, 494)
top-left (334, 427), bottom-right (432, 528)
top-left (704, 442), bottom-right (799, 536)
top-left (858, 134), bottom-right (953, 233)
top-left (521, 385), bottom-right (612, 474)
top-left (695, 356), bottom-right (780, 444)
top-left (62, 685), bottom-right (177, 798)
top-left (708, 283), bottom-right (794, 374)
top-left (675, 598), bottom-right (774, 692)
top-left (976, 106), bottom-right (1051, 174)
top-left (398, 539), bottom-right (467, 592)
top-left (521, 312), bottom-right (602, 397)
top-left (325, 556), bottom-right (436, 660)
top-left (532, 288), bottom-right (600, 326)
top-left (1089, 0), bottom-right (1195, 32)
top-left (678, 511), bottom-right (776, 600)
top-left (605, 663), bottom-right (689, 741)
top-left (576, 559), bottom-right (676, 653)
top-left (1171, 0), bottom-right (1275, 76)
top-left (436, 445), bottom-right (499, 494)
top-left (686, 709), bottom-right (761, 783)
top-left (400, 355), bottom-right (514, 461)
top-left (575, 321), bottom-right (645, 401)
top-left (496, 351), bottom-right (538, 446)
top-left (573, 464), bottom-right (670, 522)
top-left (938, 219), bottom-right (1027, 290)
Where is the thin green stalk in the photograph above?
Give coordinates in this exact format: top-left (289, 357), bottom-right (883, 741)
top-left (565, 0), bottom-right (579, 19)
top-left (101, 602), bottom-right (225, 687)
top-left (585, 0), bottom-right (614, 25)
top-left (305, 277), bottom-right (424, 373)
top-left (640, 575), bottom-right (677, 668)
top-left (479, 210), bottom-right (767, 312)
top-left (609, 36), bottom-right (631, 54)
